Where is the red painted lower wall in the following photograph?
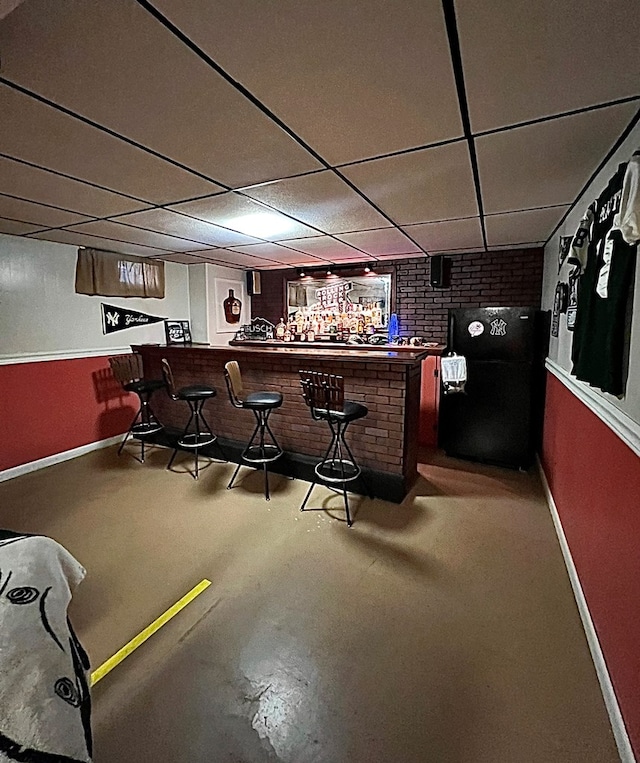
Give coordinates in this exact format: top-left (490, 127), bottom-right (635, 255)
top-left (0, 356), bottom-right (136, 472)
top-left (541, 372), bottom-right (640, 755)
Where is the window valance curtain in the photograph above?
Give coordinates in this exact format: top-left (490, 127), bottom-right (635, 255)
top-left (75, 248), bottom-right (165, 298)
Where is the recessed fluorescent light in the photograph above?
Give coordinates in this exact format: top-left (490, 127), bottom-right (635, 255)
top-left (226, 212), bottom-right (294, 237)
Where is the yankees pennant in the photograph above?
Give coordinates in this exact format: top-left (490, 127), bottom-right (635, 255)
top-left (101, 303), bottom-right (165, 334)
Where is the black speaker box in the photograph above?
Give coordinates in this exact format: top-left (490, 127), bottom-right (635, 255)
top-left (430, 255), bottom-right (451, 289)
top-left (246, 270), bottom-right (261, 296)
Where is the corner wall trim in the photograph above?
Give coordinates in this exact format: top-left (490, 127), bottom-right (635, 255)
top-left (537, 459), bottom-right (635, 763)
top-left (545, 358), bottom-right (640, 458)
top-left (0, 435), bottom-right (124, 483)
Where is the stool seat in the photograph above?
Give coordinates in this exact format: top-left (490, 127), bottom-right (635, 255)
top-left (177, 385), bottom-right (216, 401)
top-left (243, 391), bottom-right (283, 410)
top-left (123, 378), bottom-right (165, 395)
top-left (314, 400), bottom-right (368, 422)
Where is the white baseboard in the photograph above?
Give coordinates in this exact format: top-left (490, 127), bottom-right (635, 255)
top-left (0, 434), bottom-right (124, 483)
top-left (537, 458), bottom-right (635, 763)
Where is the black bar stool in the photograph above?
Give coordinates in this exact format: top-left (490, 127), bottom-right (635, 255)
top-left (161, 358), bottom-right (223, 480)
top-left (224, 361), bottom-right (283, 501)
top-left (299, 370), bottom-right (370, 527)
top-left (108, 353), bottom-right (164, 463)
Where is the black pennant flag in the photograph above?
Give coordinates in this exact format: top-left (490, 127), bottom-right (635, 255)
top-left (101, 303), bottom-right (165, 334)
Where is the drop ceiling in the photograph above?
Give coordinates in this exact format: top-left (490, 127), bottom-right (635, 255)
top-left (0, 0), bottom-right (638, 270)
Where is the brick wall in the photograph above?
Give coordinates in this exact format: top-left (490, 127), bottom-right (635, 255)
top-left (252, 248), bottom-right (544, 343)
top-left (138, 346), bottom-right (412, 476)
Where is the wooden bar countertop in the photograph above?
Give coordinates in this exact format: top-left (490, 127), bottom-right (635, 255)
top-left (136, 340), bottom-right (444, 365)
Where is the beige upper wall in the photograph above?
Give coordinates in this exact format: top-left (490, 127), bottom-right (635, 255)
top-left (188, 263), bottom-right (251, 346)
top-left (542, 122), bottom-right (640, 427)
top-left (0, 233), bottom-right (190, 360)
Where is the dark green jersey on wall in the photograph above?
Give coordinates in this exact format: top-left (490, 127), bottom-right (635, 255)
top-left (571, 163), bottom-right (637, 396)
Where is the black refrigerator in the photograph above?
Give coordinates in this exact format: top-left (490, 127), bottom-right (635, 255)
top-left (438, 307), bottom-right (546, 469)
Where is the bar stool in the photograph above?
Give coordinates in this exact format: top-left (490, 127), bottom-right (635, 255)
top-left (224, 361), bottom-right (283, 501)
top-left (108, 352), bottom-right (164, 463)
top-left (299, 370), bottom-right (370, 527)
top-left (161, 358), bottom-right (223, 479)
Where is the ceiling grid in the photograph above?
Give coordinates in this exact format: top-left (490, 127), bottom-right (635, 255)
top-left (0, 0), bottom-right (637, 267)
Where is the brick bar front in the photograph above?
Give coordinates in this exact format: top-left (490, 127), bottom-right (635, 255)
top-left (134, 344), bottom-right (432, 502)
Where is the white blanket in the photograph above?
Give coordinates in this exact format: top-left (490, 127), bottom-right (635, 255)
top-left (0, 533), bottom-right (92, 762)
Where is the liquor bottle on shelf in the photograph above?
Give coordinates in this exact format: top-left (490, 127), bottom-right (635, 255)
top-left (284, 326), bottom-right (292, 342)
top-left (275, 317), bottom-right (286, 340)
top-left (223, 289), bottom-right (242, 324)
top-left (307, 327), bottom-right (315, 342)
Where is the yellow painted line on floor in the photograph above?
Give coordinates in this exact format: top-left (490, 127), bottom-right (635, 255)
top-left (90, 578), bottom-right (212, 686)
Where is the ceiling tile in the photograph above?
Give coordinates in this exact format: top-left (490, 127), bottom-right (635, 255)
top-left (169, 193), bottom-right (319, 240)
top-left (229, 242), bottom-right (327, 263)
top-left (430, 247), bottom-right (484, 255)
top-left (487, 242), bottom-right (545, 251)
top-left (153, 253), bottom-right (210, 265)
top-left (401, 217), bottom-right (484, 252)
top-left (65, 220), bottom-right (210, 252)
top-left (336, 227), bottom-right (421, 256)
top-left (0, 0), bottom-right (321, 187)
top-left (113, 207), bottom-right (260, 248)
top-left (242, 171), bottom-right (392, 233)
top-left (27, 229), bottom-right (170, 257)
top-left (0, 156), bottom-right (147, 217)
top-left (277, 236), bottom-right (362, 259)
top-left (457, 0), bottom-right (640, 132)
top-left (151, 0), bottom-right (463, 164)
top-left (0, 217), bottom-right (43, 236)
top-left (0, 85), bottom-right (220, 204)
top-left (0, 194), bottom-right (92, 228)
top-left (185, 248), bottom-right (276, 269)
top-left (375, 253), bottom-right (426, 262)
top-left (485, 207), bottom-right (568, 247)
top-left (340, 142), bottom-right (478, 225)
top-left (477, 103), bottom-right (639, 214)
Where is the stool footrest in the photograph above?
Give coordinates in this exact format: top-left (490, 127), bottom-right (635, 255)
top-left (178, 433), bottom-right (216, 448)
top-left (131, 422), bottom-right (163, 436)
top-left (316, 458), bottom-right (361, 483)
top-left (242, 444), bottom-right (283, 464)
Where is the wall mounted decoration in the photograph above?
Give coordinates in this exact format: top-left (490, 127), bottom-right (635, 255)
top-left (101, 303), bottom-right (164, 334)
top-left (214, 277), bottom-right (249, 333)
top-left (165, 320), bottom-right (192, 345)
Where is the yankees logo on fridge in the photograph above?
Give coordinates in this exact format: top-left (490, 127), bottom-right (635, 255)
top-left (490, 318), bottom-right (507, 336)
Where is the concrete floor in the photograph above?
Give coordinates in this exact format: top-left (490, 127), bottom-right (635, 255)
top-left (0, 444), bottom-right (619, 762)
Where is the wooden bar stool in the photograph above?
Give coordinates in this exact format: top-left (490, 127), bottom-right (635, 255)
top-left (224, 361), bottom-right (284, 501)
top-left (108, 352), bottom-right (164, 463)
top-left (161, 358), bottom-right (224, 479)
top-left (299, 370), bottom-right (371, 526)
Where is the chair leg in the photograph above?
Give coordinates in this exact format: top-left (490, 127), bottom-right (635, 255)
top-left (118, 428), bottom-right (133, 456)
top-left (118, 401), bottom-right (144, 457)
top-left (342, 484), bottom-right (353, 527)
top-left (263, 462), bottom-right (270, 501)
top-left (167, 446), bottom-right (179, 471)
top-left (227, 460), bottom-right (244, 491)
top-left (300, 479), bottom-right (316, 511)
top-left (193, 401), bottom-right (200, 480)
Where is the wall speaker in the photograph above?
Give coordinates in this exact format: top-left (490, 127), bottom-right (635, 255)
top-left (246, 270), bottom-right (261, 296)
top-left (430, 255), bottom-right (451, 289)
